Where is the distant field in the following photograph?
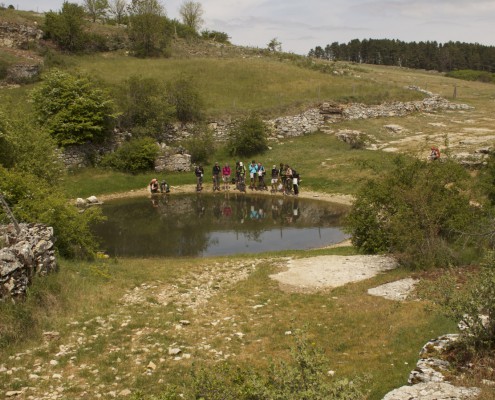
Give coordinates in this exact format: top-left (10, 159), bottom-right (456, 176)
top-left (56, 53), bottom-right (424, 118)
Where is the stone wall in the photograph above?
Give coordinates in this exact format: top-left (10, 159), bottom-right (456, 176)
top-left (0, 223), bottom-right (57, 301)
top-left (59, 130), bottom-right (128, 169)
top-left (60, 89), bottom-right (471, 171)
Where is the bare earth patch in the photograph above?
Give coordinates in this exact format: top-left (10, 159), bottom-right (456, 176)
top-left (270, 255), bottom-right (396, 293)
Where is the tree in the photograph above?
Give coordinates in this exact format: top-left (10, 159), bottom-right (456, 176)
top-left (267, 37), bottom-right (282, 52)
top-left (83, 0), bottom-right (109, 22)
top-left (166, 76), bottom-right (203, 123)
top-left (118, 75), bottom-right (175, 136)
top-left (127, 0), bottom-right (170, 57)
top-left (228, 114), bottom-right (269, 157)
top-left (109, 0), bottom-right (127, 24)
top-left (43, 1), bottom-right (88, 52)
top-left (30, 70), bottom-right (116, 146)
top-left (178, 1), bottom-right (203, 32)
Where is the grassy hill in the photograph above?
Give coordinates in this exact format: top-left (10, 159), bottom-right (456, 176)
top-left (2, 10), bottom-right (495, 400)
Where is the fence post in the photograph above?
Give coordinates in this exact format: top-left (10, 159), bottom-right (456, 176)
top-left (0, 193), bottom-right (21, 234)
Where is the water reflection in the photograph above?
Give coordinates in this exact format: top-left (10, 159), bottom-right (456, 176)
top-left (94, 193), bottom-right (349, 257)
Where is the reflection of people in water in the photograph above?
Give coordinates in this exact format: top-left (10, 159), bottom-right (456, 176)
top-left (195, 197), bottom-right (206, 217)
top-left (292, 198), bottom-right (300, 222)
top-left (213, 199), bottom-right (222, 219)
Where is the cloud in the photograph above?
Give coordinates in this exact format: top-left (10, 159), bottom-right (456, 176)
top-left (16, 0), bottom-right (495, 54)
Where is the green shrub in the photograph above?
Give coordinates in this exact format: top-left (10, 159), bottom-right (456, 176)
top-left (0, 166), bottom-right (103, 258)
top-left (43, 2), bottom-right (89, 52)
top-left (139, 330), bottom-right (365, 400)
top-left (100, 137), bottom-right (159, 173)
top-left (0, 59), bottom-right (9, 80)
top-left (30, 69), bottom-right (116, 146)
top-left (446, 69), bottom-right (495, 84)
top-left (166, 76), bottom-right (203, 123)
top-left (419, 253), bottom-right (495, 352)
top-left (200, 29), bottom-right (230, 44)
top-left (184, 125), bottom-right (214, 164)
top-left (117, 75), bottom-right (175, 136)
top-left (346, 156), bottom-right (484, 268)
top-left (0, 111), bottom-right (63, 182)
top-left (227, 114), bottom-right (269, 158)
top-left (127, 0), bottom-right (170, 58)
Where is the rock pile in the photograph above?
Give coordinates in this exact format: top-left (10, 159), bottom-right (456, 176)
top-left (383, 334), bottom-right (480, 400)
top-left (0, 223), bottom-right (57, 301)
top-left (342, 95), bottom-right (472, 121)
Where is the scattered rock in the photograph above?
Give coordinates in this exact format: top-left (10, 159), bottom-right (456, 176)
top-left (383, 382), bottom-right (480, 400)
top-left (367, 278), bottom-right (419, 301)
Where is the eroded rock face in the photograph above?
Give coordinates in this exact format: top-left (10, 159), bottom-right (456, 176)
top-left (0, 22), bottom-right (43, 49)
top-left (5, 63), bottom-right (41, 84)
top-left (0, 223), bottom-right (57, 301)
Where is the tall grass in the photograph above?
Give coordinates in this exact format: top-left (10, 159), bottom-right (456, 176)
top-left (54, 54), bottom-right (423, 119)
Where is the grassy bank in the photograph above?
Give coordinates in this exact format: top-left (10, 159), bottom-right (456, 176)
top-left (63, 133), bottom-right (399, 199)
top-left (0, 250), bottom-right (455, 399)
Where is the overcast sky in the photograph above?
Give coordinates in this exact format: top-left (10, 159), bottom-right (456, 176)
top-left (16, 0), bottom-right (495, 55)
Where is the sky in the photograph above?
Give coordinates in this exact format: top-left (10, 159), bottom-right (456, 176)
top-left (15, 0), bottom-right (495, 55)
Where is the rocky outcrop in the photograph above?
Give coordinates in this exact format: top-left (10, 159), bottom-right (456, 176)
top-left (0, 223), bottom-right (57, 301)
top-left (5, 63), bottom-right (41, 83)
top-left (59, 130), bottom-right (128, 168)
top-left (382, 334), bottom-right (480, 400)
top-left (154, 153), bottom-right (192, 172)
top-left (0, 22), bottom-right (43, 49)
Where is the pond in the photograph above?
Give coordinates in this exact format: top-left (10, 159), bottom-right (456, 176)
top-left (93, 193), bottom-right (350, 257)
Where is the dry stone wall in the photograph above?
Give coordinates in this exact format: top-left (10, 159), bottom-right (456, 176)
top-left (0, 223), bottom-right (57, 301)
top-left (60, 89), bottom-right (471, 171)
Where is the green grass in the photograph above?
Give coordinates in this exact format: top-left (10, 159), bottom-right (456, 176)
top-left (62, 168), bottom-right (196, 198)
top-left (62, 133), bottom-right (400, 198)
top-left (53, 53), bottom-right (423, 119)
top-left (0, 253), bottom-right (457, 399)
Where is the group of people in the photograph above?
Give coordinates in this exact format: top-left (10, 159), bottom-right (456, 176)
top-left (195, 160), bottom-right (301, 196)
top-left (149, 178), bottom-right (170, 194)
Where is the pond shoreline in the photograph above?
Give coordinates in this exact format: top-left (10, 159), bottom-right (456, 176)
top-left (96, 184), bottom-right (355, 206)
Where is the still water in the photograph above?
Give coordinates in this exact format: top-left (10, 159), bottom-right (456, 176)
top-left (93, 193), bottom-right (350, 257)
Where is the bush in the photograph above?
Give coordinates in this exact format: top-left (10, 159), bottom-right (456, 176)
top-left (346, 156), bottom-right (484, 268)
top-left (0, 111), bottom-right (63, 182)
top-left (227, 114), bottom-right (269, 158)
top-left (201, 29), bottom-right (230, 44)
top-left (184, 125), bottom-right (215, 164)
top-left (30, 69), bottom-right (116, 146)
top-left (420, 253), bottom-right (495, 352)
top-left (166, 76), bottom-right (203, 123)
top-left (0, 59), bottom-right (9, 80)
top-left (100, 137), bottom-right (159, 173)
top-left (117, 75), bottom-right (175, 136)
top-left (0, 166), bottom-right (103, 259)
top-left (43, 2), bottom-right (89, 52)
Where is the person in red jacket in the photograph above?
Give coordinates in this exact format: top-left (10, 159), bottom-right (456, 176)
top-left (222, 163), bottom-right (231, 191)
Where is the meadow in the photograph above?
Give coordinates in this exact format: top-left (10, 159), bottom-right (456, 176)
top-left (1, 35), bottom-right (495, 398)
